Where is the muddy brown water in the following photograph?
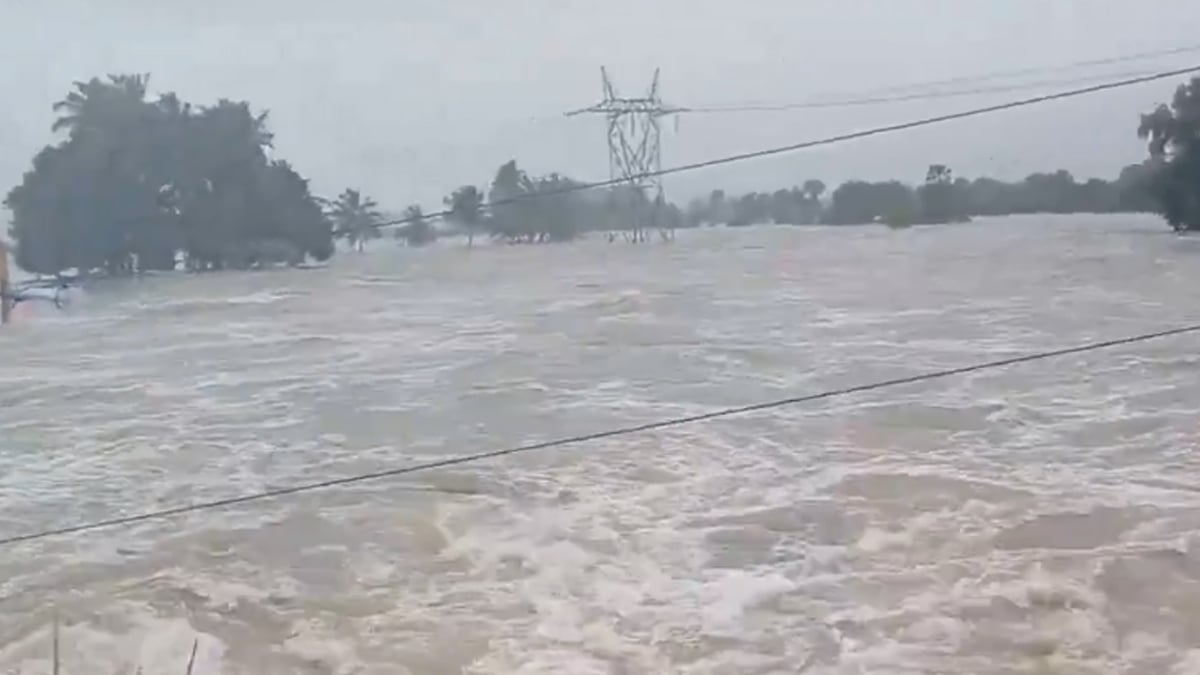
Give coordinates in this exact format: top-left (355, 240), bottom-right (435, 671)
top-left (2, 214), bottom-right (1200, 674)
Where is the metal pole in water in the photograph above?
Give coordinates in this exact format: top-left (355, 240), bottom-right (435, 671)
top-left (0, 241), bottom-right (11, 325)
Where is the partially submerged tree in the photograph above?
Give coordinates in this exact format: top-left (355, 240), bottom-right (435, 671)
top-left (328, 188), bottom-right (383, 252)
top-left (396, 204), bottom-right (435, 247)
top-left (802, 179), bottom-right (826, 203)
top-left (826, 180), bottom-right (916, 225)
top-left (5, 73), bottom-right (331, 275)
top-left (444, 185), bottom-right (485, 247)
top-left (1138, 76), bottom-right (1200, 232)
top-left (917, 164), bottom-right (968, 224)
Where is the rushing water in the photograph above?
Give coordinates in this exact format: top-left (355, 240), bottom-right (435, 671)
top-left (2, 215), bottom-right (1200, 674)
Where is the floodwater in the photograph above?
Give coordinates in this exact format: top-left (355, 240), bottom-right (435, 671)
top-left (2, 215), bottom-right (1200, 674)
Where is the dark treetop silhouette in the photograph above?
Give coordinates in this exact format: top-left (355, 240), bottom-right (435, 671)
top-left (1138, 75), bottom-right (1200, 232)
top-left (6, 74), bottom-right (333, 276)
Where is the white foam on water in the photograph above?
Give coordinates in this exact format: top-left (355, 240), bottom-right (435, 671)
top-left (5, 217), bottom-right (1200, 672)
top-left (0, 606), bottom-right (226, 675)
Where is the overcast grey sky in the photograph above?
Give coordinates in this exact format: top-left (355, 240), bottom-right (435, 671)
top-left (3, 0), bottom-right (1199, 212)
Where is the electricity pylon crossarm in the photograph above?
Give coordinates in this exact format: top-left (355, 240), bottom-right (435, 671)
top-left (565, 68), bottom-right (688, 242)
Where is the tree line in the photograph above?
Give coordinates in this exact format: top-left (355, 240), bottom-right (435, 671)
top-left (6, 73), bottom-right (1200, 277)
top-left (332, 160), bottom-right (685, 249)
top-left (414, 81), bottom-right (1197, 238)
top-left (419, 159), bottom-right (1157, 239)
top-left (680, 162), bottom-right (1159, 229)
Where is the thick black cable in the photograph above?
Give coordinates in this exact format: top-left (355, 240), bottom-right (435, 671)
top-left (3, 322), bottom-right (1198, 548)
top-left (361, 65), bottom-right (1200, 234)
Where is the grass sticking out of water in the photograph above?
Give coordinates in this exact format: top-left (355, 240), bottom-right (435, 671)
top-left (40, 615), bottom-right (200, 675)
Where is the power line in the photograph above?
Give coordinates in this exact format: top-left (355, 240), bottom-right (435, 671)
top-left (362, 64), bottom-right (1200, 234)
top-left (686, 68), bottom-right (1163, 113)
top-left (424, 44), bottom-right (1200, 155)
top-left (3, 322), bottom-right (1198, 548)
top-left (521, 45), bottom-right (1200, 130)
top-left (799, 42), bottom-right (1200, 98)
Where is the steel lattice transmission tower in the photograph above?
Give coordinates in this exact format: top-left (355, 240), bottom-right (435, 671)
top-left (566, 68), bottom-right (688, 242)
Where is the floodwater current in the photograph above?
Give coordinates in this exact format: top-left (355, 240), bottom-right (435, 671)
top-left (2, 215), bottom-right (1200, 674)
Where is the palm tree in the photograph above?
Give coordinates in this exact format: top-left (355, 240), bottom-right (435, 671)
top-left (52, 78), bottom-right (102, 133)
top-left (148, 92), bottom-right (194, 184)
top-left (396, 204), bottom-right (435, 247)
top-left (52, 73), bottom-right (150, 136)
top-left (925, 164), bottom-right (953, 185)
top-left (1137, 78), bottom-right (1200, 159)
top-left (802, 179), bottom-right (826, 202)
top-left (444, 185), bottom-right (484, 247)
top-left (199, 99), bottom-right (273, 151)
top-left (328, 188), bottom-right (383, 251)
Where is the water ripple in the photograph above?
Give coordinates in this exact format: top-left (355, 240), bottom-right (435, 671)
top-left (2, 215), bottom-right (1199, 673)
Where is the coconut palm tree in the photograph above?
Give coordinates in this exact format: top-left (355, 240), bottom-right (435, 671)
top-left (396, 204), bottom-right (435, 247)
top-left (328, 189), bottom-right (383, 251)
top-left (925, 164), bottom-right (953, 185)
top-left (802, 179), bottom-right (826, 203)
top-left (444, 185), bottom-right (485, 247)
top-left (52, 73), bottom-right (150, 136)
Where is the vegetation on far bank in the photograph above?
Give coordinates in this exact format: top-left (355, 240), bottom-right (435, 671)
top-left (5, 73), bottom-right (1200, 277)
top-left (5, 75), bottom-right (333, 276)
top-left (682, 161), bottom-right (1156, 230)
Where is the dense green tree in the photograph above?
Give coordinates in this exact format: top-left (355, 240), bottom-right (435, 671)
top-left (5, 73), bottom-right (331, 275)
top-left (525, 173), bottom-right (585, 242)
top-left (480, 160), bottom-right (597, 243)
top-left (1114, 162), bottom-right (1157, 213)
top-left (52, 74), bottom-right (151, 138)
top-left (827, 180), bottom-right (916, 225)
top-left (486, 160), bottom-right (530, 242)
top-left (252, 160), bottom-right (333, 264)
top-left (802, 179), bottom-right (826, 203)
top-left (916, 164), bottom-right (968, 224)
top-left (1138, 76), bottom-right (1200, 231)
